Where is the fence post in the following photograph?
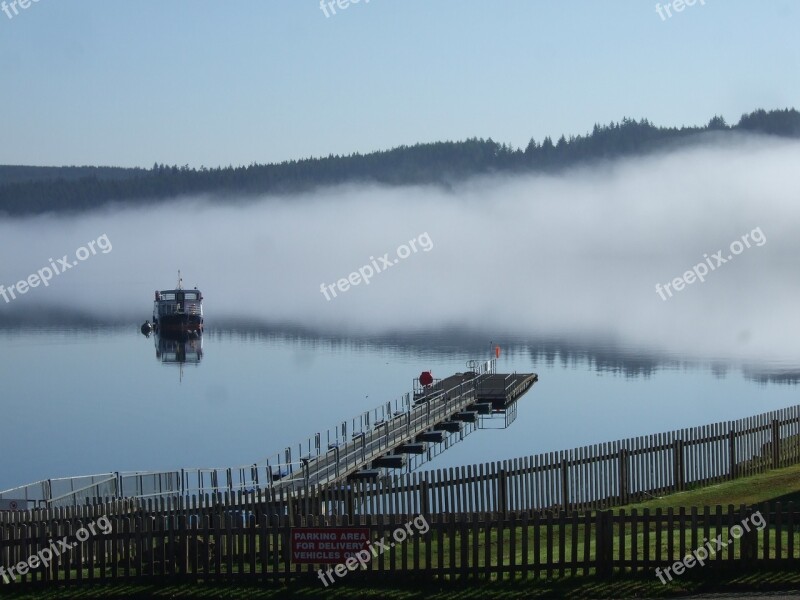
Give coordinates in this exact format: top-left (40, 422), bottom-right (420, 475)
top-left (560, 457), bottom-right (570, 510)
top-left (498, 469), bottom-right (508, 518)
top-left (673, 439), bottom-right (684, 491)
top-left (618, 448), bottom-right (629, 505)
top-left (596, 510), bottom-right (613, 581)
top-left (420, 478), bottom-right (430, 518)
top-left (728, 426), bottom-right (737, 480)
top-left (739, 503), bottom-right (758, 564)
top-left (346, 486), bottom-right (354, 522)
top-left (283, 518), bottom-right (292, 584)
top-left (772, 419), bottom-right (781, 468)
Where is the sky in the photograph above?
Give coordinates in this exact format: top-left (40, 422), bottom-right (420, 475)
top-left (1, 0), bottom-right (798, 168)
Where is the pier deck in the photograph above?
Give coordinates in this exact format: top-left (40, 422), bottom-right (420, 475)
top-left (272, 364), bottom-right (538, 492)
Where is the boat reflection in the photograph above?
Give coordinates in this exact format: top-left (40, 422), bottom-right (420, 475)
top-left (154, 332), bottom-right (203, 366)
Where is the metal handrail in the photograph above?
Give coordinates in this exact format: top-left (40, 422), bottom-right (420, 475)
top-left (47, 475), bottom-right (118, 505)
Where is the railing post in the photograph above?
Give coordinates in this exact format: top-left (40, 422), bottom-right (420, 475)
top-left (728, 426), bottom-right (737, 480)
top-left (560, 456), bottom-right (570, 510)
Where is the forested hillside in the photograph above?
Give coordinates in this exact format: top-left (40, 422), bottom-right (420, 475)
top-left (1, 108), bottom-right (798, 216)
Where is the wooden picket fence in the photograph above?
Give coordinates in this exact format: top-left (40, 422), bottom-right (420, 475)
top-left (0, 501), bottom-right (796, 588)
top-left (3, 404), bottom-right (800, 526)
top-left (4, 405), bottom-right (800, 589)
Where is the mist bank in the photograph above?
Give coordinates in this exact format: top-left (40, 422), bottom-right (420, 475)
top-left (1, 135), bottom-right (799, 367)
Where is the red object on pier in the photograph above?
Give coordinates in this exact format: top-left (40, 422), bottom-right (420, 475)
top-left (419, 371), bottom-right (433, 386)
top-left (495, 345), bottom-right (501, 358)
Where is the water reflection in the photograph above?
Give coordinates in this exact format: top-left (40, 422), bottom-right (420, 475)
top-left (1, 309), bottom-right (797, 385)
top-left (154, 332), bottom-right (203, 366)
top-left (209, 320), bottom-right (800, 386)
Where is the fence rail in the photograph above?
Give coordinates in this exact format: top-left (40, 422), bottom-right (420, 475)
top-left (0, 500), bottom-right (792, 587)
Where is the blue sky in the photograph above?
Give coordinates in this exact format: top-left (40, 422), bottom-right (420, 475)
top-left (1, 0), bottom-right (798, 168)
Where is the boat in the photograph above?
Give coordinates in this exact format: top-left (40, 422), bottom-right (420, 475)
top-left (152, 271), bottom-right (204, 336)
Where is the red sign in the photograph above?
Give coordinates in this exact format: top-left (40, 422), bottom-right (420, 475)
top-left (291, 527), bottom-right (370, 564)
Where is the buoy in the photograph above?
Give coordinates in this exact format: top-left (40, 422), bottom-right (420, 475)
top-left (141, 321), bottom-right (153, 336)
top-left (419, 371), bottom-right (433, 386)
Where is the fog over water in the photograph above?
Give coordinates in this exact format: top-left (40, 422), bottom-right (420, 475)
top-left (2, 134), bottom-right (799, 367)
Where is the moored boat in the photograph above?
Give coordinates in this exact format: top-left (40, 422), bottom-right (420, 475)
top-left (153, 272), bottom-right (204, 336)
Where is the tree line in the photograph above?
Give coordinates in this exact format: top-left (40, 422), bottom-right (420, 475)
top-left (1, 108), bottom-right (798, 216)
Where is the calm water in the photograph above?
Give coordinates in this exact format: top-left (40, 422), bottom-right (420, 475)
top-left (1, 325), bottom-right (797, 492)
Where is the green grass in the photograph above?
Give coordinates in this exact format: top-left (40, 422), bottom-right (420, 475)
top-left (618, 462), bottom-right (800, 512)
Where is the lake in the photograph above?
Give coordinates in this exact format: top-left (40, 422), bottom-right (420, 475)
top-left (0, 324), bottom-right (796, 493)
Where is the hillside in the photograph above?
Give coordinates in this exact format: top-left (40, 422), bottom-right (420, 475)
top-left (1, 108), bottom-right (798, 216)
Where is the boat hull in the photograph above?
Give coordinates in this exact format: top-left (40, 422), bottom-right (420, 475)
top-left (155, 314), bottom-right (204, 335)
